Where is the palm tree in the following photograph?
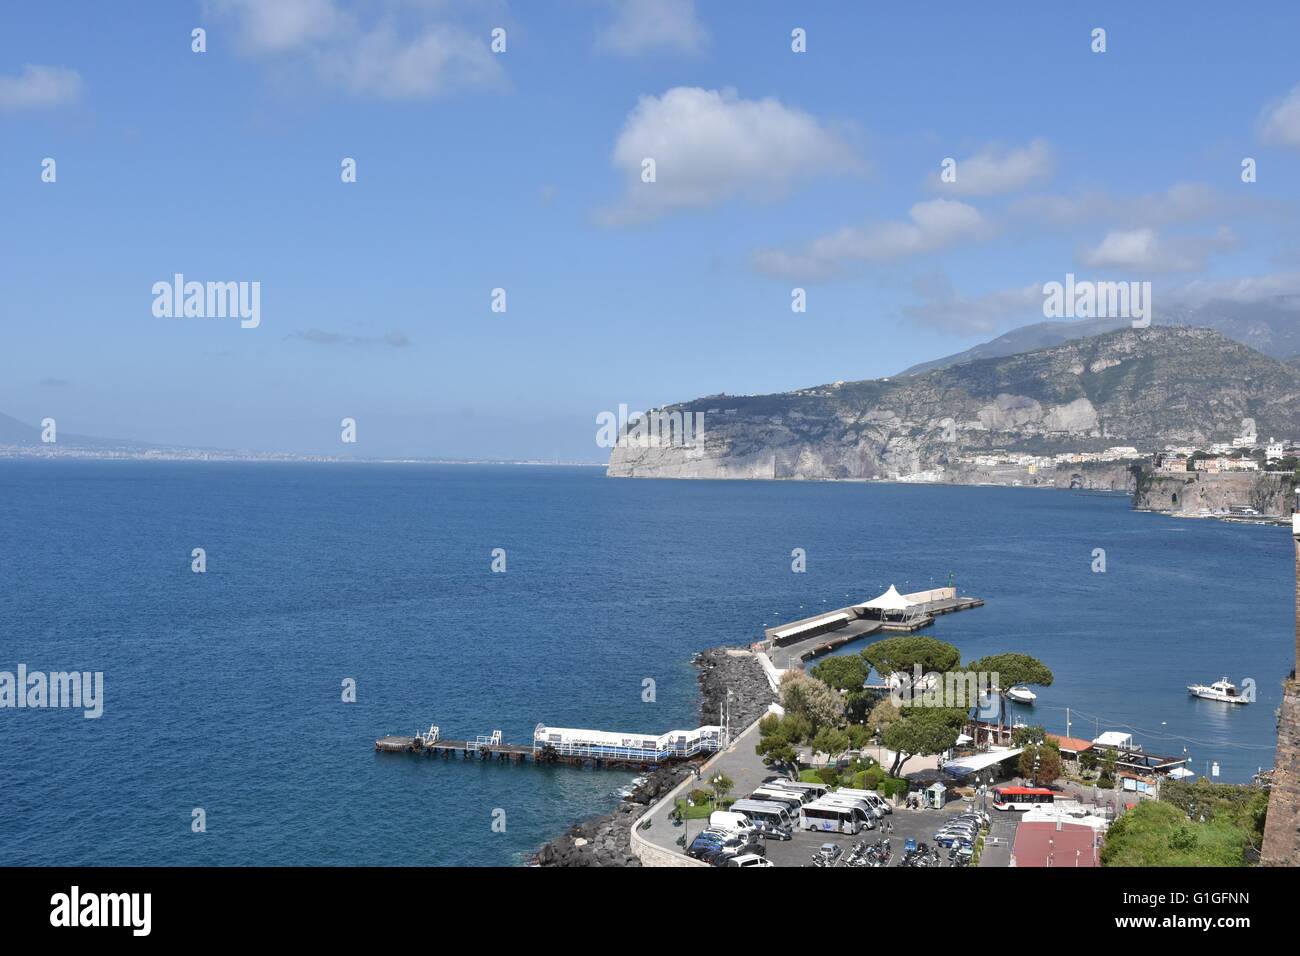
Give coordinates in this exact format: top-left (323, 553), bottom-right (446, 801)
top-left (710, 773), bottom-right (734, 810)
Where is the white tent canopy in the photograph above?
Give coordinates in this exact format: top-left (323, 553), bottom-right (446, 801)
top-left (771, 611), bottom-right (851, 641)
top-left (943, 747), bottom-right (1025, 777)
top-left (1168, 766), bottom-right (1196, 779)
top-left (856, 585), bottom-right (915, 611)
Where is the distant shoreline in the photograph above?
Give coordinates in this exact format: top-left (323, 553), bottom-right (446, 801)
top-left (0, 449), bottom-right (606, 467)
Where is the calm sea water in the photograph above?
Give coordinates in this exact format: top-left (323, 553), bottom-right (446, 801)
top-left (0, 461), bottom-right (1292, 865)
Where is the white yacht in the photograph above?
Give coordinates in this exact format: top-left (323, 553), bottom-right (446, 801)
top-left (1187, 678), bottom-right (1249, 704)
top-left (1007, 686), bottom-right (1037, 705)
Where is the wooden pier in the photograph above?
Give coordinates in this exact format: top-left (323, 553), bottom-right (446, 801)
top-left (376, 734), bottom-right (535, 763)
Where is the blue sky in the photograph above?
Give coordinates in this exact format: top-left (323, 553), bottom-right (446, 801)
top-left (3, 1), bottom-right (1300, 459)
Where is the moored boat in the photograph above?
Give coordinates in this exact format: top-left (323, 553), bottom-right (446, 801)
top-left (1187, 677), bottom-right (1249, 704)
top-left (1007, 686), bottom-right (1037, 705)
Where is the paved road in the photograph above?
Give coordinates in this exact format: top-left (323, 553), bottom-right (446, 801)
top-left (980, 809), bottom-right (1019, 867)
top-left (640, 718), bottom-right (772, 859)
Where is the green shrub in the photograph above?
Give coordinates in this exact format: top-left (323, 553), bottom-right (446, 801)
top-left (1101, 801), bottom-right (1247, 867)
top-left (687, 788), bottom-right (712, 804)
top-left (816, 768), bottom-right (839, 786)
top-left (878, 777), bottom-right (909, 799)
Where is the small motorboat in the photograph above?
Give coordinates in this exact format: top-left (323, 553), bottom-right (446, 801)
top-left (1007, 686), bottom-right (1037, 705)
top-left (1187, 678), bottom-right (1250, 704)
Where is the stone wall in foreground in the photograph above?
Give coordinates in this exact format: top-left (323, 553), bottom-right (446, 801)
top-left (1262, 681), bottom-right (1300, 865)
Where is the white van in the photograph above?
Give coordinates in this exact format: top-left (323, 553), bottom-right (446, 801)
top-left (708, 810), bottom-right (756, 833)
top-left (751, 786), bottom-right (811, 808)
top-left (767, 781), bottom-right (830, 801)
top-left (730, 799), bottom-right (794, 830)
top-left (832, 788), bottom-right (891, 816)
top-left (800, 800), bottom-right (872, 835)
top-left (816, 795), bottom-right (878, 826)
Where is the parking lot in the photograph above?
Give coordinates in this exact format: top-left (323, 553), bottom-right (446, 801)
top-left (760, 799), bottom-right (1002, 867)
top-left (644, 720), bottom-right (1022, 868)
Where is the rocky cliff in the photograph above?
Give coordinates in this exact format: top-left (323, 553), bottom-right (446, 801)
top-left (1133, 472), bottom-right (1297, 516)
top-left (608, 328), bottom-right (1300, 481)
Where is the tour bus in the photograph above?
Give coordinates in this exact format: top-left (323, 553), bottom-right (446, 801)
top-left (767, 781), bottom-right (830, 801)
top-left (816, 794), bottom-right (878, 827)
top-left (800, 799), bottom-right (872, 835)
top-left (830, 788), bottom-right (891, 816)
top-left (730, 799), bottom-right (795, 831)
top-left (992, 786), bottom-right (1056, 811)
top-left (752, 786), bottom-right (812, 808)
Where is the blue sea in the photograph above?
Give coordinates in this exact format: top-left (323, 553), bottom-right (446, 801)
top-left (0, 461), bottom-right (1292, 865)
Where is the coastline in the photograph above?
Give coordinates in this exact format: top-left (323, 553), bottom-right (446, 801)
top-left (531, 647), bottom-right (776, 867)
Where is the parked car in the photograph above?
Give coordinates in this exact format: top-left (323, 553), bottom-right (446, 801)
top-left (934, 826), bottom-right (979, 848)
top-left (935, 823), bottom-right (978, 838)
top-left (751, 820), bottom-right (792, 841)
top-left (718, 833), bottom-right (764, 856)
top-left (816, 843), bottom-right (842, 863)
top-left (686, 833), bottom-right (727, 860)
top-left (724, 853), bottom-right (774, 867)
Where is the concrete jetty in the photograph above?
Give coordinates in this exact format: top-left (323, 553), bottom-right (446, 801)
top-left (760, 585), bottom-right (984, 670)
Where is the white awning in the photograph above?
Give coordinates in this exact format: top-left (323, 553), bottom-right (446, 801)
top-left (1168, 767), bottom-right (1196, 779)
top-left (856, 584), bottom-right (915, 611)
top-left (771, 612), bottom-right (850, 641)
top-left (943, 747), bottom-right (1025, 777)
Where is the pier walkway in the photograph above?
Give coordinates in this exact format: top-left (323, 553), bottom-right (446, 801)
top-left (762, 586), bottom-right (984, 671)
top-left (375, 722), bottom-right (725, 770)
top-left (769, 619), bottom-right (883, 669)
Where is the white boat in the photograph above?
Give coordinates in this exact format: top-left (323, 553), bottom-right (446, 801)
top-left (1007, 686), bottom-right (1037, 705)
top-left (1187, 678), bottom-right (1250, 704)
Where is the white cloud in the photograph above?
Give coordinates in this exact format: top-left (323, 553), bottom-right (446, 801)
top-left (754, 198), bottom-right (987, 280)
top-left (1078, 226), bottom-right (1234, 274)
top-left (902, 275), bottom-right (1043, 335)
top-left (598, 87), bottom-right (857, 225)
top-left (595, 0), bottom-right (707, 57)
top-left (1173, 272), bottom-right (1300, 306)
top-left (929, 139), bottom-right (1052, 196)
top-left (1011, 182), bottom-right (1231, 227)
top-left (0, 64), bottom-right (82, 110)
top-left (207, 0), bottom-right (343, 54)
top-left (325, 23), bottom-right (503, 99)
top-left (1259, 83), bottom-right (1300, 148)
top-left (207, 0), bottom-right (505, 100)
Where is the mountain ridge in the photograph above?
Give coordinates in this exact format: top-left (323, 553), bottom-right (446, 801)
top-left (608, 326), bottom-right (1300, 480)
top-left (898, 296), bottom-right (1300, 377)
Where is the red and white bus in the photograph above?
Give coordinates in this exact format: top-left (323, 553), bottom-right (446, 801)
top-left (991, 786), bottom-right (1055, 811)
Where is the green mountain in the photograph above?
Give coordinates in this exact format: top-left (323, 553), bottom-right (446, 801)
top-left (608, 327), bottom-right (1300, 479)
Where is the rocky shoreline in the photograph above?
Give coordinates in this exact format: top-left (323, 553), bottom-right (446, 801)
top-left (694, 646), bottom-right (778, 730)
top-left (531, 646), bottom-right (776, 867)
top-left (530, 763), bottom-right (690, 867)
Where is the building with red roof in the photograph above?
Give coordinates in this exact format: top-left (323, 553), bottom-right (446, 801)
top-left (1011, 820), bottom-right (1100, 867)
